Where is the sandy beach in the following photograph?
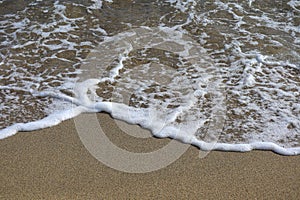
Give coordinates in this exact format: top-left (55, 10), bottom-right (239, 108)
top-left (1, 113), bottom-right (299, 199)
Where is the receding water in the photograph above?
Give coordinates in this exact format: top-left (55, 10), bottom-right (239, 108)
top-left (0, 0), bottom-right (299, 154)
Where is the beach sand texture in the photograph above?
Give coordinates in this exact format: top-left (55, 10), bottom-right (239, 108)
top-left (1, 113), bottom-right (299, 199)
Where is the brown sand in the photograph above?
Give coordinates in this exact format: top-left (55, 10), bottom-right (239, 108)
top-left (1, 113), bottom-right (299, 199)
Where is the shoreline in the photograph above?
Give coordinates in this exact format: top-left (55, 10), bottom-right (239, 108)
top-left (1, 113), bottom-right (300, 199)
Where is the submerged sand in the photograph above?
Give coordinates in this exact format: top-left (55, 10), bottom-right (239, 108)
top-left (0, 113), bottom-right (299, 199)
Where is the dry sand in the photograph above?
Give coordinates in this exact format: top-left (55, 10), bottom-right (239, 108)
top-left (1, 113), bottom-right (299, 199)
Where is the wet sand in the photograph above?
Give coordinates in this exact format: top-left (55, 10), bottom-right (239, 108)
top-left (1, 113), bottom-right (299, 199)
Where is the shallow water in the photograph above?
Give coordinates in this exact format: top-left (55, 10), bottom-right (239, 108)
top-left (0, 0), bottom-right (299, 153)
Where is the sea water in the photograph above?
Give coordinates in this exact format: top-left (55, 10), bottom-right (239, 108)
top-left (0, 0), bottom-right (299, 155)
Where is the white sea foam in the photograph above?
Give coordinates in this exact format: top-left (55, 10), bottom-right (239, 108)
top-left (89, 0), bottom-right (113, 10)
top-left (0, 78), bottom-right (299, 155)
top-left (0, 0), bottom-right (299, 155)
